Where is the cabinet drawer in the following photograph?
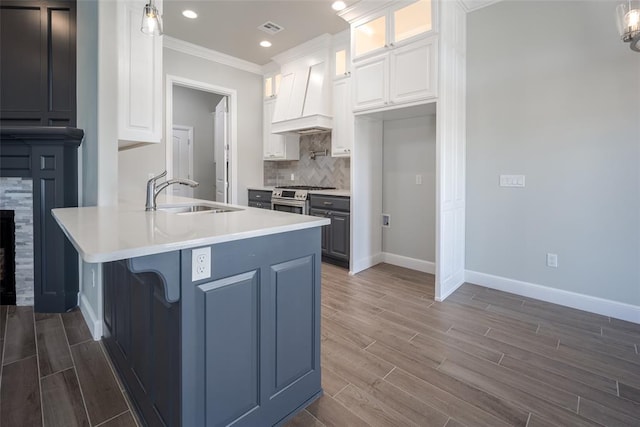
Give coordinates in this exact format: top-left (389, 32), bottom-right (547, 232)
top-left (309, 195), bottom-right (350, 211)
top-left (248, 201), bottom-right (271, 210)
top-left (248, 190), bottom-right (272, 203)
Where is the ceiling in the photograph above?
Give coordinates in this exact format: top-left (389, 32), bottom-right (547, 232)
top-left (163, 1), bottom-right (352, 66)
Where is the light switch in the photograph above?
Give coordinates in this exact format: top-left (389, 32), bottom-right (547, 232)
top-left (500, 175), bottom-right (525, 188)
top-left (415, 174), bottom-right (423, 185)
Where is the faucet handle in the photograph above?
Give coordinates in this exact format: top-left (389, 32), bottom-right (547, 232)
top-left (148, 170), bottom-right (167, 183)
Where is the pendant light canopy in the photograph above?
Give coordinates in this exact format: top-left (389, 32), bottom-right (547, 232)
top-left (617, 1), bottom-right (640, 51)
top-left (141, 0), bottom-right (163, 36)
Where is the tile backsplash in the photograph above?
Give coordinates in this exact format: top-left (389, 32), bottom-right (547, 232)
top-left (264, 133), bottom-right (350, 189)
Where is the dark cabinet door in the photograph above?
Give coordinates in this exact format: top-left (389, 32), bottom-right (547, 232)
top-left (0, 0), bottom-right (76, 126)
top-left (309, 208), bottom-right (329, 254)
top-left (327, 211), bottom-right (350, 261)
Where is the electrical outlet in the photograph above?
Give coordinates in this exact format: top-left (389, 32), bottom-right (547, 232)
top-left (290, 173), bottom-right (295, 181)
top-left (91, 269), bottom-right (95, 287)
top-left (546, 253), bottom-right (558, 268)
top-left (415, 174), bottom-right (423, 185)
top-left (192, 247), bottom-right (211, 281)
top-left (382, 214), bottom-right (390, 227)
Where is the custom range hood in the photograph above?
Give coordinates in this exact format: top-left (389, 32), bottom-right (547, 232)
top-left (271, 35), bottom-right (333, 135)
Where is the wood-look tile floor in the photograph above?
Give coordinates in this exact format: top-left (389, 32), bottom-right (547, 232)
top-left (2, 263), bottom-right (639, 426)
top-left (0, 306), bottom-right (140, 427)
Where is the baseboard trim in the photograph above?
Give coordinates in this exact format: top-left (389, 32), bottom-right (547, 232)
top-left (79, 293), bottom-right (103, 340)
top-left (465, 270), bottom-right (640, 324)
top-left (381, 253), bottom-right (435, 274)
top-left (350, 253), bottom-right (383, 275)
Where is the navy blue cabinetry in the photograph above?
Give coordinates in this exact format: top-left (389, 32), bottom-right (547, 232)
top-left (104, 227), bottom-right (323, 427)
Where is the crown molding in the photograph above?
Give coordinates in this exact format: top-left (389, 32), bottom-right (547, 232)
top-left (163, 36), bottom-right (263, 75)
top-left (271, 33), bottom-right (332, 66)
top-left (459, 0), bottom-right (504, 13)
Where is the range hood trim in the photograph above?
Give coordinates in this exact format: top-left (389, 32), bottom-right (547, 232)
top-left (271, 115), bottom-right (333, 135)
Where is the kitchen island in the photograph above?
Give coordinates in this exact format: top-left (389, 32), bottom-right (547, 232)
top-left (52, 197), bottom-right (329, 427)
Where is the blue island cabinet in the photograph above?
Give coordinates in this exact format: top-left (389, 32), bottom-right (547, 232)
top-left (103, 227), bottom-right (323, 427)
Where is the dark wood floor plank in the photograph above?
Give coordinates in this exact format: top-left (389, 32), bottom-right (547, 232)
top-left (578, 397), bottom-right (640, 426)
top-left (447, 327), bottom-right (619, 394)
top-left (601, 326), bottom-right (640, 346)
top-left (284, 409), bottom-right (325, 427)
top-left (334, 384), bottom-right (420, 427)
top-left (438, 359), bottom-right (597, 427)
top-left (619, 382), bottom-right (640, 403)
top-left (440, 351), bottom-right (578, 412)
top-left (367, 377), bottom-right (450, 427)
top-left (3, 306), bottom-right (36, 365)
top-left (499, 355), bottom-right (640, 421)
top-left (99, 411), bottom-right (139, 427)
top-left (367, 341), bottom-right (529, 426)
top-left (609, 317), bottom-right (640, 336)
top-left (321, 365), bottom-right (350, 397)
top-left (71, 341), bottom-right (128, 426)
top-left (385, 368), bottom-right (515, 427)
top-left (322, 315), bottom-right (376, 349)
top-left (61, 309), bottom-right (92, 346)
top-left (0, 355), bottom-right (42, 426)
top-left (330, 309), bottom-right (417, 343)
top-left (41, 368), bottom-right (90, 427)
top-left (306, 394), bottom-right (370, 427)
top-left (555, 342), bottom-right (640, 388)
top-left (412, 327), bottom-right (503, 364)
top-left (36, 314), bottom-right (73, 377)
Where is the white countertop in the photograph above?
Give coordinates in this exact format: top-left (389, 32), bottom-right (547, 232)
top-left (52, 196), bottom-right (330, 263)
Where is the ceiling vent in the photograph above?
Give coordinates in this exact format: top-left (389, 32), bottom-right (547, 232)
top-left (258, 21), bottom-right (284, 35)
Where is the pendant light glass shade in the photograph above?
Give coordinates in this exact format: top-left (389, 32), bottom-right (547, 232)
top-left (616, 1), bottom-right (640, 51)
top-left (141, 1), bottom-right (163, 36)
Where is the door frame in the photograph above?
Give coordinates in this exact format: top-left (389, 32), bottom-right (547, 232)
top-left (165, 75), bottom-right (238, 204)
top-left (171, 124), bottom-right (195, 196)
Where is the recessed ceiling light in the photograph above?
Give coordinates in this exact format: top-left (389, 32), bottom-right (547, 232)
top-left (182, 9), bottom-right (198, 19)
top-left (260, 40), bottom-right (272, 48)
top-left (332, 1), bottom-right (346, 11)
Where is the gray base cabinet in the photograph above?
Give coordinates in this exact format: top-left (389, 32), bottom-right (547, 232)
top-left (103, 228), bottom-right (323, 427)
top-left (309, 195), bottom-right (350, 268)
top-left (248, 189), bottom-right (272, 209)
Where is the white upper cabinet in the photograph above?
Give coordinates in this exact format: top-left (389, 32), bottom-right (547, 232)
top-left (352, 0), bottom-right (435, 60)
top-left (332, 30), bottom-right (352, 80)
top-left (332, 78), bottom-right (353, 157)
top-left (264, 72), bottom-right (282, 99)
top-left (117, 0), bottom-right (162, 149)
top-left (347, 0), bottom-right (437, 113)
top-left (263, 99), bottom-right (300, 161)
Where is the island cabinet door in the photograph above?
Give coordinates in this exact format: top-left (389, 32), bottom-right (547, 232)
top-left (181, 229), bottom-right (322, 427)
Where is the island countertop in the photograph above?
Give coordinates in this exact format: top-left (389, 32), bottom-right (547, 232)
top-left (52, 195), bottom-right (330, 263)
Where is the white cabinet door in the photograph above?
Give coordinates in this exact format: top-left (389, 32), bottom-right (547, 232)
top-left (353, 54), bottom-right (388, 111)
top-left (332, 78), bottom-right (353, 157)
top-left (117, 0), bottom-right (162, 147)
top-left (390, 37), bottom-right (437, 104)
top-left (264, 99), bottom-right (299, 161)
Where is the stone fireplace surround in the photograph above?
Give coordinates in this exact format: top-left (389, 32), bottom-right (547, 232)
top-left (0, 127), bottom-right (82, 312)
top-left (0, 178), bottom-right (34, 305)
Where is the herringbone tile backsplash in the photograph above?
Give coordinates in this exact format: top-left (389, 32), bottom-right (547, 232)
top-left (264, 133), bottom-right (350, 189)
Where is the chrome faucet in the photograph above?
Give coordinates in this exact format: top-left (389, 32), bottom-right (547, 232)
top-left (145, 171), bottom-right (199, 211)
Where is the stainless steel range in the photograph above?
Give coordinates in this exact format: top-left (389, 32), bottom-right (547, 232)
top-left (271, 185), bottom-right (336, 215)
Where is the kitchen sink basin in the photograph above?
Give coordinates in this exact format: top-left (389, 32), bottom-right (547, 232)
top-left (156, 204), bottom-right (243, 214)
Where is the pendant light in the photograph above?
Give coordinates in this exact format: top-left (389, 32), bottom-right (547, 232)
top-left (616, 0), bottom-right (640, 51)
top-left (141, 0), bottom-right (163, 36)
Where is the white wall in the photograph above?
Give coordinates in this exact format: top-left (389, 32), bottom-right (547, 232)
top-left (466, 1), bottom-right (640, 309)
top-left (382, 115), bottom-right (436, 264)
top-left (119, 47), bottom-right (263, 205)
top-left (172, 85), bottom-right (223, 201)
top-left (76, 0), bottom-right (120, 339)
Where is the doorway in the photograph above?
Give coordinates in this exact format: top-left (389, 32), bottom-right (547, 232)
top-left (171, 125), bottom-right (194, 198)
top-left (165, 75), bottom-right (238, 203)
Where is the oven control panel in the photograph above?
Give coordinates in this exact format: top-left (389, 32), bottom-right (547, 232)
top-left (272, 189), bottom-right (308, 200)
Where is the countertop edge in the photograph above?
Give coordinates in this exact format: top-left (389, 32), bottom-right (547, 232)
top-left (53, 208), bottom-right (330, 263)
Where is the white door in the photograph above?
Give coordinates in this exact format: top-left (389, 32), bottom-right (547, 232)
top-left (214, 97), bottom-right (229, 203)
top-left (172, 126), bottom-right (194, 197)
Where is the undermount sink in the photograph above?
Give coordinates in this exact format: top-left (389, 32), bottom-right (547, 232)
top-left (156, 204), bottom-right (243, 215)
